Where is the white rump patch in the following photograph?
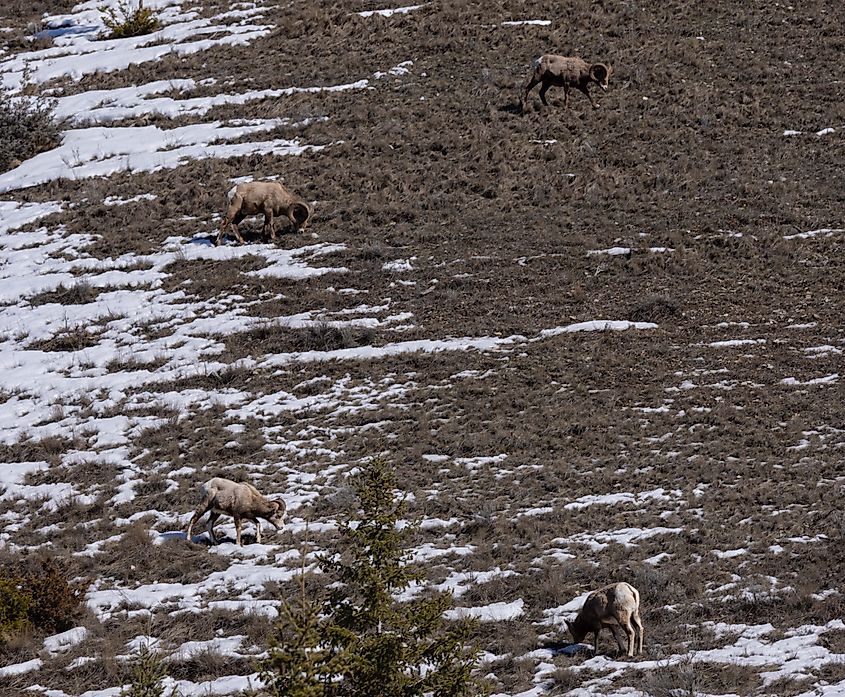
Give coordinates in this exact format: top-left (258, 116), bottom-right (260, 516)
top-left (226, 186), bottom-right (238, 202)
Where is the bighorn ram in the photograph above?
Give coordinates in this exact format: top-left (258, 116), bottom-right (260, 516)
top-left (566, 582), bottom-right (643, 657)
top-left (217, 180), bottom-right (311, 245)
top-left (186, 477), bottom-right (286, 546)
top-left (521, 56), bottom-right (612, 112)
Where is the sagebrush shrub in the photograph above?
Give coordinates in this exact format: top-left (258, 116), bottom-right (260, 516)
top-left (100, 1), bottom-right (162, 39)
top-left (0, 557), bottom-right (85, 640)
top-left (0, 91), bottom-right (61, 173)
top-left (0, 579), bottom-right (32, 642)
top-left (24, 559), bottom-right (86, 633)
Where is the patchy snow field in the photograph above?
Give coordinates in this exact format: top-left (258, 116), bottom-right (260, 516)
top-left (1, 1), bottom-right (843, 696)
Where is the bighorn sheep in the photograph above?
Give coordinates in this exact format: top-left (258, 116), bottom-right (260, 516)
top-left (521, 56), bottom-right (612, 112)
top-left (566, 582), bottom-right (643, 657)
top-left (186, 477), bottom-right (286, 546)
top-left (217, 180), bottom-right (311, 246)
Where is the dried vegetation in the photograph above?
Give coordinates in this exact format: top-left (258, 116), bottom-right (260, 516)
top-left (0, 0), bottom-right (842, 694)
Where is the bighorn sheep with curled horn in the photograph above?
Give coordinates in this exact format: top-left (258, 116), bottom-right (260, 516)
top-left (186, 477), bottom-right (286, 546)
top-left (566, 582), bottom-right (643, 657)
top-left (521, 56), bottom-right (612, 113)
top-left (217, 180), bottom-right (311, 245)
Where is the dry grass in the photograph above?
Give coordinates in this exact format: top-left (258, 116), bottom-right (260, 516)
top-left (225, 320), bottom-right (377, 357)
top-left (486, 655), bottom-right (537, 694)
top-left (630, 657), bottom-right (761, 696)
top-left (628, 295), bottom-right (682, 323)
top-left (820, 629), bottom-right (845, 655)
top-left (30, 281), bottom-right (99, 306)
top-left (27, 326), bottom-right (101, 352)
top-left (0, 0), bottom-right (842, 694)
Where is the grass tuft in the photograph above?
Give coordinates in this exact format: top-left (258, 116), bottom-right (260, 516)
top-left (30, 281), bottom-right (99, 307)
top-left (0, 91), bottom-right (62, 173)
top-left (628, 295), bottom-right (681, 322)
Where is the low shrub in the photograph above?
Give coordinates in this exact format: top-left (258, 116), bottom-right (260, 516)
top-left (24, 558), bottom-right (86, 633)
top-left (0, 579), bottom-right (32, 642)
top-left (0, 557), bottom-right (86, 641)
top-left (100, 1), bottom-right (162, 39)
top-left (0, 91), bottom-right (62, 173)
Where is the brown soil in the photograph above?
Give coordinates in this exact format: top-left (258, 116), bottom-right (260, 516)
top-left (1, 0), bottom-right (844, 695)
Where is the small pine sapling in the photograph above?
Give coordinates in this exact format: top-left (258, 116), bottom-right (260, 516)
top-left (259, 458), bottom-right (486, 697)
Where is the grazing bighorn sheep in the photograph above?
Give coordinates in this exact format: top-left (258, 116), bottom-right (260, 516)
top-left (521, 56), bottom-right (612, 112)
top-left (566, 582), bottom-right (643, 657)
top-left (186, 477), bottom-right (286, 546)
top-left (217, 180), bottom-right (311, 246)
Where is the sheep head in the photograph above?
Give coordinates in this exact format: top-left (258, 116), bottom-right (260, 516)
top-left (589, 63), bottom-right (612, 91)
top-left (565, 618), bottom-right (587, 644)
top-left (268, 499), bottom-right (287, 530)
top-left (290, 202), bottom-right (312, 230)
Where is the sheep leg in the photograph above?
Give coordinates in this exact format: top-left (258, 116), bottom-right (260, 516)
top-left (632, 610), bottom-right (644, 655)
top-left (538, 81), bottom-right (551, 107)
top-left (563, 84), bottom-right (570, 107)
top-left (216, 220), bottom-right (228, 246)
top-left (624, 625), bottom-right (636, 657)
top-left (579, 84), bottom-right (599, 108)
top-left (263, 210), bottom-right (276, 242)
top-left (609, 623), bottom-right (627, 655)
top-left (521, 73), bottom-right (541, 112)
top-left (187, 498), bottom-right (212, 541)
top-left (206, 510), bottom-right (220, 544)
top-left (219, 193), bottom-right (246, 245)
top-left (619, 615), bottom-right (637, 657)
top-left (231, 212), bottom-right (247, 245)
top-left (592, 628), bottom-right (601, 655)
top-left (217, 217), bottom-right (238, 246)
top-left (218, 214), bottom-right (246, 245)
top-left (234, 516), bottom-right (242, 546)
top-left (255, 521), bottom-right (262, 545)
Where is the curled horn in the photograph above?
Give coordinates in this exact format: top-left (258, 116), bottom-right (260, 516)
top-left (291, 202), bottom-right (311, 227)
top-left (590, 63), bottom-right (609, 84)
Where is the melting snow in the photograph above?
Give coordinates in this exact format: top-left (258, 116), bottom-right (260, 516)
top-left (783, 227), bottom-right (845, 240)
top-left (0, 119), bottom-right (324, 193)
top-left (0, 658), bottom-right (43, 677)
top-left (356, 4), bottom-right (428, 18)
top-left (501, 20), bottom-right (551, 26)
top-left (0, 1), bottom-right (273, 92)
top-left (43, 626), bottom-right (89, 655)
top-left (539, 320), bottom-right (657, 337)
top-left (446, 599), bottom-right (525, 622)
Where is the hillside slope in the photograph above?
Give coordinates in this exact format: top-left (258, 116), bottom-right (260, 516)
top-left (0, 1), bottom-right (843, 695)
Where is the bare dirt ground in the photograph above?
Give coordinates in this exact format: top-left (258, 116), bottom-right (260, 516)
top-left (0, 0), bottom-right (843, 695)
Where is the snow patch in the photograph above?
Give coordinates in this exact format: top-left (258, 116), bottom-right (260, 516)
top-left (446, 599), bottom-right (525, 622)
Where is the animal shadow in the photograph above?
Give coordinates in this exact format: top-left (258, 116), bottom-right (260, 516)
top-left (538, 639), bottom-right (595, 658)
